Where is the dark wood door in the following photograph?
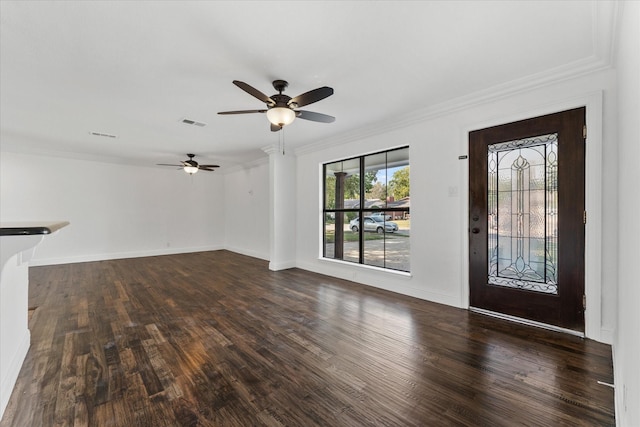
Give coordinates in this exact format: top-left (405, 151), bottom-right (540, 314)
top-left (469, 107), bottom-right (586, 331)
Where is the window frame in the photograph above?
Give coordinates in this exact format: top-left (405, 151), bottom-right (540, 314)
top-left (322, 146), bottom-right (410, 272)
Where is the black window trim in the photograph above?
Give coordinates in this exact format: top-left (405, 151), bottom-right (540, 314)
top-left (322, 146), bottom-right (410, 272)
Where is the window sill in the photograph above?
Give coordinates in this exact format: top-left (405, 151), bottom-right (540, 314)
top-left (319, 257), bottom-right (412, 278)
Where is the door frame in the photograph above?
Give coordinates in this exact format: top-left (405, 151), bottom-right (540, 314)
top-left (459, 91), bottom-right (606, 342)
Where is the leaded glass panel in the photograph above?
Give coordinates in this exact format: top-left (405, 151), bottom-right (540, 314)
top-left (487, 133), bottom-right (558, 294)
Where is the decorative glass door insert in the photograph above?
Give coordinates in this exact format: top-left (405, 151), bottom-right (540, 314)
top-left (487, 133), bottom-right (558, 294)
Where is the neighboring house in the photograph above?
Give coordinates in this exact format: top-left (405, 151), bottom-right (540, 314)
top-left (342, 199), bottom-right (386, 210)
top-left (387, 196), bottom-right (410, 220)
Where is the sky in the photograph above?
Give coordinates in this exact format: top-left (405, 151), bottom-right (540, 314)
top-left (375, 165), bottom-right (405, 185)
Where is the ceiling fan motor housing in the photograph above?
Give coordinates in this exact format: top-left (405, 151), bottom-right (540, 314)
top-left (185, 154), bottom-right (197, 167)
top-left (270, 94), bottom-right (292, 108)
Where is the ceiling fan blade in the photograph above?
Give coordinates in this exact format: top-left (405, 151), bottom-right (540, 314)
top-left (271, 123), bottom-right (282, 132)
top-left (218, 109), bottom-right (267, 115)
top-left (233, 80), bottom-right (274, 105)
top-left (289, 86), bottom-right (333, 108)
top-left (199, 168), bottom-right (216, 172)
top-left (296, 110), bottom-right (336, 123)
top-left (157, 164), bottom-right (183, 167)
top-left (198, 164), bottom-right (220, 168)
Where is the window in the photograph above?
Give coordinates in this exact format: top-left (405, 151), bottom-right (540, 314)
top-left (323, 147), bottom-right (410, 272)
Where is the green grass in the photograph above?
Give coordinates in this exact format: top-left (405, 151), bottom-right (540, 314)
top-left (324, 217), bottom-right (410, 244)
top-left (324, 230), bottom-right (385, 243)
top-left (324, 229), bottom-right (410, 243)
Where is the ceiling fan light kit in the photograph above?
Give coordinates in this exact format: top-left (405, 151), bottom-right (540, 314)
top-left (218, 79), bottom-right (334, 131)
top-left (266, 107), bottom-right (296, 127)
top-left (183, 165), bottom-right (199, 175)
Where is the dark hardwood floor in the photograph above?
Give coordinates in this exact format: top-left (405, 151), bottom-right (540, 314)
top-left (1, 251), bottom-right (614, 426)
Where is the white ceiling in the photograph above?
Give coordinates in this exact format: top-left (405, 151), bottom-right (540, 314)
top-left (0, 1), bottom-right (616, 171)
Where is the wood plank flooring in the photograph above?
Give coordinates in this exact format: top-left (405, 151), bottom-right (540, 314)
top-left (1, 250), bottom-right (614, 426)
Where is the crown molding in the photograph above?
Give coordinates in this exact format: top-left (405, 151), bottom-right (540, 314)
top-left (295, 56), bottom-right (612, 157)
top-left (220, 155), bottom-right (269, 175)
top-left (295, 2), bottom-right (618, 158)
top-left (261, 144), bottom-right (278, 156)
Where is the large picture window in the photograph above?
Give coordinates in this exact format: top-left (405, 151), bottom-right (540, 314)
top-left (323, 147), bottom-right (410, 272)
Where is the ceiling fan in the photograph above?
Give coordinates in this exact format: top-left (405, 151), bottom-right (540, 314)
top-left (218, 80), bottom-right (335, 131)
top-left (157, 154), bottom-right (219, 175)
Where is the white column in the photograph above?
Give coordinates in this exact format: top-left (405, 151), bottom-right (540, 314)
top-left (262, 144), bottom-right (297, 271)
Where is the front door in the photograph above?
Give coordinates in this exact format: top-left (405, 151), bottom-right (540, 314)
top-left (469, 107), bottom-right (586, 332)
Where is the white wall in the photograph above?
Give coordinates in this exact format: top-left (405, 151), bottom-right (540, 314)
top-left (0, 152), bottom-right (226, 265)
top-left (613, 1), bottom-right (640, 425)
top-left (295, 68), bottom-right (617, 343)
top-left (223, 161), bottom-right (270, 260)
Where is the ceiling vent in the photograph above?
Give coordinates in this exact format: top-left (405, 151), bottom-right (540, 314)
top-left (181, 118), bottom-right (206, 127)
top-left (89, 131), bottom-right (117, 138)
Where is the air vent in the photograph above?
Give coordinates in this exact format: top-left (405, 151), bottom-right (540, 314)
top-left (89, 131), bottom-right (117, 138)
top-left (181, 118), bottom-right (207, 127)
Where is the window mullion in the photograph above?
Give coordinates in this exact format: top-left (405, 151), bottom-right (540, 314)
top-left (359, 156), bottom-right (365, 265)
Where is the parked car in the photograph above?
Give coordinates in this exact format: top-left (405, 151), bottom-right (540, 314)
top-left (370, 212), bottom-right (392, 221)
top-left (349, 216), bottom-right (398, 234)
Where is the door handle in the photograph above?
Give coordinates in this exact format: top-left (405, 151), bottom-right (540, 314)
top-left (471, 227), bottom-right (480, 234)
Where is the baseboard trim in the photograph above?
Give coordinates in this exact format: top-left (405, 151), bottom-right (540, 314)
top-left (29, 245), bottom-right (225, 266)
top-left (225, 246), bottom-right (269, 261)
top-left (599, 327), bottom-right (615, 345)
top-left (296, 259), bottom-right (461, 308)
top-left (269, 260), bottom-right (296, 271)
